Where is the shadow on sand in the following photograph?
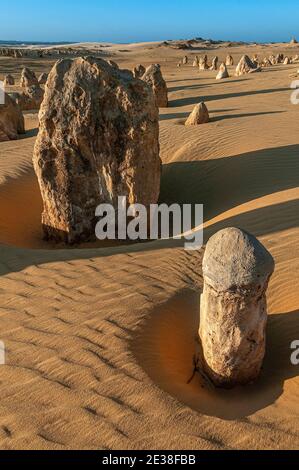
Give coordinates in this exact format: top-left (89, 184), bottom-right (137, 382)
top-left (169, 86), bottom-right (290, 107)
top-left (0, 145), bottom-right (298, 277)
top-left (132, 289), bottom-right (299, 420)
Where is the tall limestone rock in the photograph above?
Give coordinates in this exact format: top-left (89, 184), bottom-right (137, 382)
top-left (141, 64), bottom-right (168, 108)
top-left (199, 228), bottom-right (275, 388)
top-left (33, 57), bottom-right (161, 244)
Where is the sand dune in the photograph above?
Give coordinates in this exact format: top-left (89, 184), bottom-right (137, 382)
top-left (0, 42), bottom-right (298, 450)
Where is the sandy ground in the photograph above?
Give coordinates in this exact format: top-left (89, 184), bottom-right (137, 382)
top-left (0, 41), bottom-right (298, 450)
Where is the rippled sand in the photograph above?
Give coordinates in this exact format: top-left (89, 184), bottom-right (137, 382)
top-left (0, 40), bottom-right (298, 449)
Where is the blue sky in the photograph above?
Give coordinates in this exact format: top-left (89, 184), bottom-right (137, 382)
top-left (1, 0), bottom-right (298, 43)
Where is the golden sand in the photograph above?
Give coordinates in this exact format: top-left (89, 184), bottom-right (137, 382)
top-left (0, 41), bottom-right (298, 449)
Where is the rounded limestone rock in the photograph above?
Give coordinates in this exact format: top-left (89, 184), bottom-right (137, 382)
top-left (199, 227), bottom-right (275, 388)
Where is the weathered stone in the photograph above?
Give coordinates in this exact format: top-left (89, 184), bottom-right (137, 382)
top-left (133, 64), bottom-right (145, 78)
top-left (183, 55), bottom-right (188, 65)
top-left (0, 92), bottom-right (25, 142)
top-left (225, 55), bottom-right (234, 66)
top-left (262, 58), bottom-right (271, 67)
top-left (33, 57), bottom-right (161, 244)
top-left (193, 56), bottom-right (199, 67)
top-left (210, 56), bottom-right (218, 71)
top-left (185, 102), bottom-right (209, 126)
top-left (38, 72), bottom-right (48, 85)
top-left (20, 68), bottom-right (39, 88)
top-left (284, 56), bottom-right (290, 65)
top-left (199, 228), bottom-right (275, 388)
top-left (235, 55), bottom-right (261, 75)
top-left (17, 85), bottom-right (44, 111)
top-left (199, 55), bottom-right (209, 70)
top-left (216, 63), bottom-right (229, 79)
top-left (4, 74), bottom-right (15, 86)
top-left (141, 64), bottom-right (168, 107)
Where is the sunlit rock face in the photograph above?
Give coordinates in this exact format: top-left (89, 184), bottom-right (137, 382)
top-left (33, 57), bottom-right (161, 244)
top-left (200, 228), bottom-right (275, 388)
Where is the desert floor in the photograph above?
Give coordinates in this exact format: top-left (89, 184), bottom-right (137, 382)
top-left (0, 41), bottom-right (298, 450)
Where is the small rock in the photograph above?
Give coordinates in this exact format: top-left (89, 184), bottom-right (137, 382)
top-left (225, 55), bottom-right (234, 66)
top-left (133, 64), bottom-right (145, 78)
top-left (235, 55), bottom-right (261, 75)
top-left (210, 56), bottom-right (218, 71)
top-left (16, 85), bottom-right (44, 111)
top-left (0, 92), bottom-right (25, 142)
top-left (20, 68), bottom-right (39, 88)
top-left (185, 102), bottom-right (209, 126)
top-left (199, 55), bottom-right (209, 70)
top-left (141, 64), bottom-right (168, 108)
top-left (216, 63), bottom-right (229, 79)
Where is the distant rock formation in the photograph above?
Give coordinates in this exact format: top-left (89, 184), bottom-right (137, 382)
top-left (132, 64), bottom-right (145, 79)
top-left (235, 55), bottom-right (261, 75)
top-left (290, 37), bottom-right (298, 44)
top-left (225, 55), bottom-right (234, 66)
top-left (0, 93), bottom-right (25, 142)
top-left (199, 55), bottom-right (209, 70)
top-left (268, 55), bottom-right (277, 65)
top-left (251, 54), bottom-right (260, 67)
top-left (192, 56), bottom-right (199, 67)
top-left (262, 58), bottom-right (271, 67)
top-left (20, 68), bottom-right (39, 88)
top-left (284, 56), bottom-right (290, 65)
top-left (199, 228), bottom-right (275, 388)
top-left (185, 102), bottom-right (209, 125)
top-left (16, 85), bottom-right (44, 111)
top-left (38, 72), bottom-right (48, 85)
top-left (216, 62), bottom-right (229, 79)
top-left (183, 55), bottom-right (188, 65)
top-left (4, 74), bottom-right (15, 86)
top-left (141, 64), bottom-right (168, 108)
top-left (33, 57), bottom-right (161, 244)
top-left (210, 56), bottom-right (218, 71)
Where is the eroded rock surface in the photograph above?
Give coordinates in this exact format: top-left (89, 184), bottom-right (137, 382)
top-left (235, 55), bottom-right (261, 75)
top-left (0, 93), bottom-right (25, 141)
top-left (185, 102), bottom-right (209, 125)
top-left (216, 63), bottom-right (229, 79)
top-left (141, 64), bottom-right (168, 107)
top-left (33, 57), bottom-right (161, 244)
top-left (20, 68), bottom-right (39, 87)
top-left (199, 227), bottom-right (275, 388)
